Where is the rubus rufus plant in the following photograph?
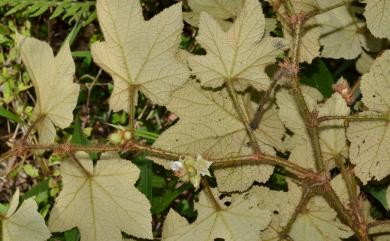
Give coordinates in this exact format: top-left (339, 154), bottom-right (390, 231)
top-left (1, 0), bottom-right (390, 241)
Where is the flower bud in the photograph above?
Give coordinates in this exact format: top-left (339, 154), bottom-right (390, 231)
top-left (109, 132), bottom-right (122, 145)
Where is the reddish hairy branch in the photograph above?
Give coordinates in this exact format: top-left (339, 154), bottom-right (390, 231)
top-left (250, 68), bottom-right (284, 130)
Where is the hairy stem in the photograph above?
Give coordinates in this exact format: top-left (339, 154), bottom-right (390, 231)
top-left (289, 14), bottom-right (324, 171)
top-left (225, 79), bottom-right (261, 154)
top-left (318, 115), bottom-right (389, 123)
top-left (211, 154), bottom-right (312, 179)
top-left (319, 184), bottom-right (360, 236)
top-left (368, 220), bottom-right (390, 229)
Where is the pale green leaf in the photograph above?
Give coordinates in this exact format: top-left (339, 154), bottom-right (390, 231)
top-left (251, 181), bottom-right (301, 241)
top-left (18, 35), bottom-right (80, 143)
top-left (315, 0), bottom-right (380, 59)
top-left (252, 176), bottom-right (352, 241)
top-left (318, 93), bottom-right (350, 162)
top-left (364, 0), bottom-right (390, 40)
top-left (162, 189), bottom-right (271, 241)
top-left (153, 81), bottom-right (285, 192)
top-left (91, 0), bottom-right (189, 111)
top-left (17, 35), bottom-right (79, 144)
top-left (2, 190), bottom-right (51, 241)
top-left (48, 152), bottom-right (153, 241)
top-left (189, 0), bottom-right (288, 91)
top-left (347, 50), bottom-right (390, 184)
top-left (184, 0), bottom-right (244, 31)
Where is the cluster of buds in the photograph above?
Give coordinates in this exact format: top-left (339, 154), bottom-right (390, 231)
top-left (108, 129), bottom-right (132, 145)
top-left (171, 154), bottom-right (213, 189)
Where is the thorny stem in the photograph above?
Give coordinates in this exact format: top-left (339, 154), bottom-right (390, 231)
top-left (225, 78), bottom-right (261, 154)
top-left (280, 188), bottom-right (314, 240)
top-left (202, 178), bottom-right (222, 211)
top-left (250, 68), bottom-right (284, 130)
top-left (211, 154), bottom-right (312, 179)
top-left (289, 13), bottom-right (325, 171)
top-left (282, 2), bottom-right (371, 240)
top-left (319, 183), bottom-right (369, 241)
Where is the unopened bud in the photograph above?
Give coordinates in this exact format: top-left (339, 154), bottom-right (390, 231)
top-left (109, 132), bottom-right (122, 145)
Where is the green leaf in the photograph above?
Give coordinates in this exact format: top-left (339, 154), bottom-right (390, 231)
top-left (135, 128), bottom-right (159, 141)
top-left (22, 179), bottom-right (49, 200)
top-left (0, 203), bottom-right (8, 215)
top-left (23, 164), bottom-right (39, 178)
top-left (71, 51), bottom-right (92, 59)
top-left (152, 175), bottom-right (165, 188)
top-left (64, 228), bottom-right (80, 241)
top-left (71, 116), bottom-right (98, 161)
top-left (50, 6), bottom-right (65, 19)
top-left (135, 157), bottom-right (153, 201)
top-left (71, 116), bottom-right (89, 146)
top-left (300, 58), bottom-right (334, 97)
top-left (366, 185), bottom-right (388, 210)
top-left (0, 106), bottom-right (22, 123)
top-left (152, 183), bottom-right (192, 214)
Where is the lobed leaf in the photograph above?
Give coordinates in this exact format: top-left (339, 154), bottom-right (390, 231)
top-left (162, 189), bottom-right (271, 241)
top-left (91, 0), bottom-right (189, 111)
top-left (17, 35), bottom-right (80, 144)
top-left (364, 0), bottom-right (390, 40)
top-left (48, 152), bottom-right (153, 241)
top-left (2, 189), bottom-right (51, 241)
top-left (189, 0), bottom-right (288, 92)
top-left (347, 50), bottom-right (390, 184)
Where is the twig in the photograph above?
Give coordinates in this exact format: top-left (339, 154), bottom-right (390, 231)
top-left (250, 68), bottom-right (284, 130)
top-left (319, 183), bottom-right (362, 238)
top-left (368, 220), bottom-right (390, 229)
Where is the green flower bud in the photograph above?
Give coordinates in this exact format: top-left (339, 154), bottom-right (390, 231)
top-left (123, 131), bottom-right (132, 140)
top-left (109, 132), bottom-right (122, 144)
